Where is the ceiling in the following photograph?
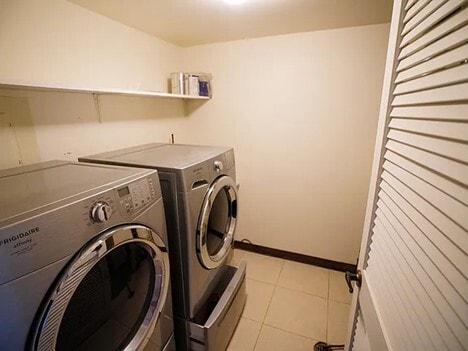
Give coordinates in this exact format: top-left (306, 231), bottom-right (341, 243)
top-left (68, 0), bottom-right (393, 47)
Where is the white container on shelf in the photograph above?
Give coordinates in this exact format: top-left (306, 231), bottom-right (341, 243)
top-left (188, 74), bottom-right (199, 96)
top-left (170, 72), bottom-right (185, 94)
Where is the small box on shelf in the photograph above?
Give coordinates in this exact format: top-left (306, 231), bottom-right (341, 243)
top-left (198, 75), bottom-right (211, 97)
top-left (170, 72), bottom-right (211, 98)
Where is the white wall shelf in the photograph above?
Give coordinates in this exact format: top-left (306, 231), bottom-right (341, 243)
top-left (0, 81), bottom-right (210, 100)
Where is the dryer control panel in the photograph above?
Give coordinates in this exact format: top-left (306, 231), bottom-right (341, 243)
top-left (117, 177), bottom-right (157, 215)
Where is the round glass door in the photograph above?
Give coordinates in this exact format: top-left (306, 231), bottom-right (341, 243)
top-left (31, 225), bottom-right (169, 351)
top-left (197, 175), bottom-right (238, 269)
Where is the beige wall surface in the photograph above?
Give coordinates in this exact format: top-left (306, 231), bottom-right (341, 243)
top-left (181, 24), bottom-right (389, 263)
top-left (0, 89), bottom-right (188, 161)
top-left (0, 0), bottom-right (187, 161)
top-left (0, 0), bottom-right (182, 91)
top-left (0, 0), bottom-right (389, 263)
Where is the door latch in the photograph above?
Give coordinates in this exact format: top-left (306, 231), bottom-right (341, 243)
top-left (345, 270), bottom-right (362, 293)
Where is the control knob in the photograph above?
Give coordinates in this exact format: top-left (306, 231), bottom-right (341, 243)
top-left (214, 160), bottom-right (224, 172)
top-left (91, 201), bottom-right (112, 223)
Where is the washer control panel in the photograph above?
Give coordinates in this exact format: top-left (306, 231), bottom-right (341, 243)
top-left (90, 201), bottom-right (112, 223)
top-left (213, 160), bottom-right (224, 172)
top-left (117, 177), bottom-right (156, 215)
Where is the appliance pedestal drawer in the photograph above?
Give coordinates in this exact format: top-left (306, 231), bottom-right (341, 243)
top-left (189, 262), bottom-right (246, 351)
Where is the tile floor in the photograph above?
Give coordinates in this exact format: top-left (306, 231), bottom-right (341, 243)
top-left (227, 249), bottom-right (352, 351)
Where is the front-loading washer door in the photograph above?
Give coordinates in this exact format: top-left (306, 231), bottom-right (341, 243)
top-left (30, 225), bottom-right (169, 351)
top-left (197, 175), bottom-right (238, 270)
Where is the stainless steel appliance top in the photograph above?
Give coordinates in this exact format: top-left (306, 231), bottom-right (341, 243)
top-left (0, 160), bottom-right (156, 224)
top-left (79, 143), bottom-right (232, 171)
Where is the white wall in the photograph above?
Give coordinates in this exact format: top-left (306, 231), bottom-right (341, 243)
top-left (0, 0), bottom-right (389, 263)
top-left (0, 90), bottom-right (189, 162)
top-left (181, 24), bottom-right (389, 263)
top-left (0, 0), bottom-right (182, 91)
top-left (0, 0), bottom-right (188, 162)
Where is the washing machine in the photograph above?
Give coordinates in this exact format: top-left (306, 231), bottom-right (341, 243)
top-left (80, 143), bottom-right (247, 351)
top-left (0, 161), bottom-right (175, 351)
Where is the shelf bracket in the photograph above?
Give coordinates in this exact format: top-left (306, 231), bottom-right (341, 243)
top-left (92, 93), bottom-right (102, 123)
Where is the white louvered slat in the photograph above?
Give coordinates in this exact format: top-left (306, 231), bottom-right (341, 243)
top-left (397, 25), bottom-right (468, 71)
top-left (366, 251), bottom-right (419, 351)
top-left (372, 235), bottom-right (430, 350)
top-left (384, 149), bottom-right (468, 204)
top-left (384, 158), bottom-right (468, 230)
top-left (385, 140), bottom-right (468, 183)
top-left (404, 0), bottom-right (431, 23)
top-left (405, 0), bottom-right (419, 11)
top-left (374, 219), bottom-right (450, 350)
top-left (377, 209), bottom-right (468, 341)
top-left (401, 0), bottom-right (466, 47)
top-left (349, 1), bottom-right (468, 350)
top-left (387, 129), bottom-right (468, 163)
top-left (379, 179), bottom-right (468, 297)
top-left (392, 82), bottom-right (468, 105)
top-left (374, 214), bottom-right (466, 349)
top-left (393, 63), bottom-right (468, 94)
top-left (364, 259), bottom-right (401, 349)
top-left (390, 103), bottom-right (468, 120)
top-left (371, 225), bottom-right (456, 351)
top-left (377, 192), bottom-right (468, 310)
top-left (401, 0), bottom-right (446, 37)
top-left (399, 7), bottom-right (468, 60)
top-left (371, 230), bottom-right (449, 350)
top-left (366, 248), bottom-right (409, 349)
top-left (376, 217), bottom-right (468, 350)
top-left (396, 43), bottom-right (468, 83)
top-left (389, 118), bottom-right (468, 141)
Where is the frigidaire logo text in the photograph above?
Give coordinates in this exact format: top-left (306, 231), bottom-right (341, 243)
top-left (0, 227), bottom-right (40, 248)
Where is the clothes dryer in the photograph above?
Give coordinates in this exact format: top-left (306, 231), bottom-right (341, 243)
top-left (80, 143), bottom-right (246, 351)
top-left (0, 161), bottom-right (174, 351)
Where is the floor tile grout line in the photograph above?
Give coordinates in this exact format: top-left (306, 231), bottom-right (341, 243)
top-left (261, 284), bottom-right (278, 324)
top-left (245, 275), bottom-right (350, 303)
top-left (255, 284), bottom-right (278, 351)
top-left (244, 276), bottom-right (277, 287)
top-left (328, 297), bottom-right (352, 305)
top-left (262, 320), bottom-right (321, 342)
top-left (242, 316), bottom-right (263, 324)
top-left (243, 257), bottom-right (339, 300)
top-left (273, 284), bottom-right (330, 301)
top-left (238, 248), bottom-right (351, 346)
top-left (274, 258), bottom-right (285, 285)
top-left (252, 321), bottom-right (264, 351)
top-left (230, 252), bottom-right (244, 266)
top-left (326, 292), bottom-right (330, 343)
top-left (240, 279), bottom-right (275, 325)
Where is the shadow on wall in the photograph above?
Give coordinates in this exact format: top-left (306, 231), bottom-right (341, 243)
top-left (0, 88), bottom-right (201, 168)
top-left (0, 95), bottom-right (40, 169)
top-left (0, 88), bottom-right (188, 126)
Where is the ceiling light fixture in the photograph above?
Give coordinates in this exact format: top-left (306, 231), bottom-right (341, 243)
top-left (223, 0), bottom-right (246, 5)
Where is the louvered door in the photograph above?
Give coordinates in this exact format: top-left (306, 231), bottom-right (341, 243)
top-left (345, 1), bottom-right (468, 350)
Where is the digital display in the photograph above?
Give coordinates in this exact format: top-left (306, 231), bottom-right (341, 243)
top-left (118, 186), bottom-right (130, 197)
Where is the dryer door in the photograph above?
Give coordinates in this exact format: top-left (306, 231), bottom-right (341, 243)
top-left (197, 175), bottom-right (238, 269)
top-left (30, 224), bottom-right (169, 351)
